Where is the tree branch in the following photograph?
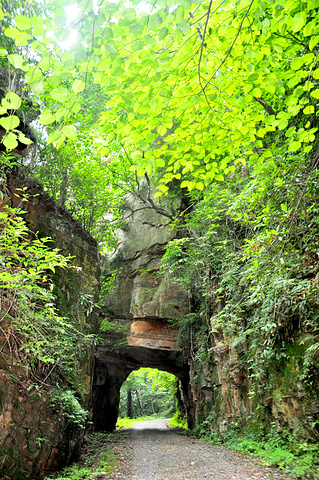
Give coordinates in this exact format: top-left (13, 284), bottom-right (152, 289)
top-left (253, 96), bottom-right (277, 116)
top-left (144, 173), bottom-right (174, 220)
top-left (200, 0), bottom-right (255, 94)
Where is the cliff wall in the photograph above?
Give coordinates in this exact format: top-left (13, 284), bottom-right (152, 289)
top-left (0, 169), bottom-right (100, 479)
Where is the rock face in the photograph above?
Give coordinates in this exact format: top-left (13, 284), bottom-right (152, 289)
top-left (188, 319), bottom-right (319, 443)
top-left (101, 187), bottom-right (188, 323)
top-left (93, 190), bottom-right (192, 431)
top-left (96, 185), bottom-right (319, 442)
top-left (0, 169), bottom-right (100, 479)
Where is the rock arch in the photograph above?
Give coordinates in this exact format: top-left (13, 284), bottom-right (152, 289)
top-left (91, 326), bottom-right (194, 432)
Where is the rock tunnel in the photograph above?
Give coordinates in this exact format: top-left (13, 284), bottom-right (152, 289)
top-left (91, 319), bottom-right (194, 432)
top-left (91, 189), bottom-right (195, 432)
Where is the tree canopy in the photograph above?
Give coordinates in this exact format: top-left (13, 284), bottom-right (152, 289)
top-left (1, 0), bottom-right (319, 196)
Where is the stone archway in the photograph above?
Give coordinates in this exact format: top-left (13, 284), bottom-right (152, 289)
top-left (91, 324), bottom-right (193, 432)
top-left (93, 191), bottom-right (195, 431)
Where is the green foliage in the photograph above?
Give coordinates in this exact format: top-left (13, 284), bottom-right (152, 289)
top-left (168, 411), bottom-right (188, 430)
top-left (45, 465), bottom-right (94, 480)
top-left (0, 205), bottom-right (76, 376)
top-left (50, 389), bottom-right (88, 428)
top-left (44, 432), bottom-right (119, 480)
top-left (119, 368), bottom-right (177, 419)
top-left (0, 162), bottom-right (96, 390)
top-left (191, 414), bottom-right (222, 444)
top-left (224, 426), bottom-right (319, 479)
top-left (1, 0), bottom-right (319, 197)
top-left (190, 421), bottom-right (319, 478)
top-left (31, 137), bottom-right (131, 252)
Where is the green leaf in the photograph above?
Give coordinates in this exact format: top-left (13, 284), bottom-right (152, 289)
top-left (313, 68), bottom-right (319, 80)
top-left (50, 87), bottom-right (69, 103)
top-left (104, 2), bottom-right (119, 12)
top-left (309, 35), bottom-right (319, 51)
top-left (288, 141), bottom-right (301, 152)
top-left (158, 125), bottom-right (167, 136)
top-left (31, 80), bottom-right (45, 94)
top-left (38, 56), bottom-right (51, 70)
top-left (196, 181), bottom-right (204, 190)
top-left (47, 130), bottom-right (63, 145)
top-left (155, 158), bottom-right (165, 168)
top-left (0, 115), bottom-right (20, 130)
top-left (4, 27), bottom-right (19, 38)
top-left (158, 27), bottom-right (169, 40)
top-left (0, 49), bottom-right (8, 57)
top-left (129, 23), bottom-right (143, 35)
top-left (8, 54), bottom-right (23, 69)
top-left (132, 39), bottom-right (144, 52)
top-left (291, 12), bottom-right (307, 33)
top-left (310, 89), bottom-right (319, 99)
top-left (149, 13), bottom-right (162, 30)
top-left (104, 41), bottom-right (118, 54)
top-left (2, 92), bottom-right (21, 110)
top-left (72, 79), bottom-right (85, 93)
top-left (177, 20), bottom-right (191, 34)
top-left (40, 110), bottom-right (56, 125)
top-left (71, 102), bottom-right (81, 114)
top-left (2, 132), bottom-right (18, 150)
top-left (215, 174), bottom-right (224, 181)
top-left (290, 57), bottom-right (304, 71)
top-left (278, 118), bottom-right (288, 130)
top-left (303, 105), bottom-right (315, 114)
top-left (15, 15), bottom-right (32, 30)
top-left (62, 125), bottom-right (77, 140)
top-left (18, 133), bottom-right (33, 145)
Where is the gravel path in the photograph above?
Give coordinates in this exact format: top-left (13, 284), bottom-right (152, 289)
top-left (106, 419), bottom-right (294, 480)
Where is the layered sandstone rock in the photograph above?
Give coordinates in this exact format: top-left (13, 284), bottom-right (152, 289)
top-left (0, 169), bottom-right (100, 479)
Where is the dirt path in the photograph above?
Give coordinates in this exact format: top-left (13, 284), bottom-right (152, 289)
top-left (106, 419), bottom-right (294, 480)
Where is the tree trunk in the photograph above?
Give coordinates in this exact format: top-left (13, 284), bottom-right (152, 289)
top-left (136, 389), bottom-right (144, 416)
top-left (127, 388), bottom-right (133, 418)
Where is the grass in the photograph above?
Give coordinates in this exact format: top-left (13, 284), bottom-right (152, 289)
top-left (116, 414), bottom-right (167, 429)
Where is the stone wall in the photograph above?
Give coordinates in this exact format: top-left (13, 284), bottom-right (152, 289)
top-left (0, 169), bottom-right (100, 479)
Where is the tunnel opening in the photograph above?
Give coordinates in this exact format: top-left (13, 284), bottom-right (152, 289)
top-left (117, 368), bottom-right (182, 426)
top-left (91, 344), bottom-right (192, 432)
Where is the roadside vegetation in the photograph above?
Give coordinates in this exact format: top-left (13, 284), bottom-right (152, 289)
top-left (44, 433), bottom-right (118, 480)
top-left (189, 421), bottom-right (319, 479)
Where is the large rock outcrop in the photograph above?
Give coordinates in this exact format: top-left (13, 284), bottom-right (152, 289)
top-left (187, 314), bottom-right (319, 443)
top-left (0, 168), bottom-right (100, 479)
top-left (92, 187), bottom-right (192, 430)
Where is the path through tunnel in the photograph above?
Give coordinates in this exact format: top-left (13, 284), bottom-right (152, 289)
top-left (91, 343), bottom-right (193, 432)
